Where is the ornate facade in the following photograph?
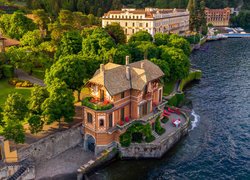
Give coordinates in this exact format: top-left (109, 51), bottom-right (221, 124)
top-left (102, 8), bottom-right (190, 40)
top-left (82, 57), bottom-right (165, 154)
top-left (205, 7), bottom-right (231, 27)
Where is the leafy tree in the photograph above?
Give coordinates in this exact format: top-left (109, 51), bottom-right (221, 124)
top-left (169, 35), bottom-right (191, 56)
top-left (3, 93), bottom-right (28, 121)
top-left (42, 79), bottom-right (75, 128)
top-left (200, 0), bottom-right (207, 35)
top-left (81, 27), bottom-right (116, 59)
top-left (161, 47), bottom-right (190, 81)
top-left (3, 122), bottom-right (25, 144)
top-left (187, 0), bottom-right (196, 32)
top-left (113, 44), bottom-right (131, 64)
top-left (0, 12), bottom-right (36, 39)
top-left (72, 12), bottom-right (89, 29)
top-left (20, 30), bottom-right (43, 47)
top-left (128, 31), bottom-right (153, 44)
top-left (154, 33), bottom-right (170, 46)
top-left (105, 22), bottom-right (126, 44)
top-left (28, 115), bottom-right (44, 134)
top-left (29, 85), bottom-right (49, 115)
top-left (45, 55), bottom-right (87, 101)
top-left (0, 107), bottom-right (4, 127)
top-left (135, 41), bottom-right (159, 61)
top-left (55, 31), bottom-right (82, 59)
top-left (150, 58), bottom-right (170, 81)
top-left (32, 9), bottom-right (50, 37)
top-left (58, 9), bottom-right (74, 26)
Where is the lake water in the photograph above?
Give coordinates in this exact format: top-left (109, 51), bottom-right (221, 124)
top-left (89, 38), bottom-right (250, 180)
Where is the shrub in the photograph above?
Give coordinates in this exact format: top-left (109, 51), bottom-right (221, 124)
top-left (8, 78), bottom-right (34, 87)
top-left (145, 135), bottom-right (155, 143)
top-left (120, 132), bottom-right (131, 147)
top-left (155, 116), bottom-right (165, 135)
top-left (167, 93), bottom-right (185, 107)
top-left (119, 122), bottom-right (155, 146)
top-left (131, 132), bottom-right (143, 143)
top-left (161, 117), bottom-right (169, 124)
top-left (2, 65), bottom-right (14, 78)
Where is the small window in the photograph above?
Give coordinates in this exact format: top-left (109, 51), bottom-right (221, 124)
top-left (132, 22), bottom-right (135, 26)
top-left (99, 119), bottom-right (104, 127)
top-left (121, 92), bottom-right (125, 98)
top-left (125, 22), bottom-right (128, 26)
top-left (87, 113), bottom-right (93, 124)
top-left (146, 23), bottom-right (148, 27)
top-left (109, 114), bottom-right (113, 128)
top-left (139, 23), bottom-right (143, 27)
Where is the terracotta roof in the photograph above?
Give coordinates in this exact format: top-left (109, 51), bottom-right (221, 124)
top-left (2, 37), bottom-right (20, 47)
top-left (88, 60), bottom-right (164, 96)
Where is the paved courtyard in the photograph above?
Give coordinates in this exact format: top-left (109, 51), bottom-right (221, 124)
top-left (154, 109), bottom-right (188, 143)
top-left (36, 145), bottom-right (94, 179)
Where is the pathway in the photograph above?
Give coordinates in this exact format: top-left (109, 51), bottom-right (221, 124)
top-left (36, 145), bottom-right (94, 179)
top-left (15, 69), bottom-right (45, 86)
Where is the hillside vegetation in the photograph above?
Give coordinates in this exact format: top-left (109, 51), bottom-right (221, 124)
top-left (2, 0), bottom-right (248, 17)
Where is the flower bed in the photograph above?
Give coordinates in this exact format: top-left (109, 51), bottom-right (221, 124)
top-left (82, 97), bottom-right (113, 111)
top-left (8, 78), bottom-right (34, 87)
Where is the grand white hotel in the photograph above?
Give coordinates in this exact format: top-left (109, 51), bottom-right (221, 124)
top-left (102, 8), bottom-right (190, 40)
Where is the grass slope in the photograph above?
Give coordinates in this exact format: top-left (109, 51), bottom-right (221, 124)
top-left (0, 79), bottom-right (32, 107)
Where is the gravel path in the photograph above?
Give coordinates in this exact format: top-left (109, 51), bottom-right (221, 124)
top-left (15, 69), bottom-right (45, 86)
top-left (36, 145), bottom-right (94, 180)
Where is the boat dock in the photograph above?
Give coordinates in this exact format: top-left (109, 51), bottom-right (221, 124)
top-left (223, 33), bottom-right (250, 38)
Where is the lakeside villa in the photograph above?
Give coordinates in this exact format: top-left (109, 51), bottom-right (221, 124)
top-left (205, 7), bottom-right (231, 27)
top-left (102, 8), bottom-right (190, 39)
top-left (82, 57), bottom-right (165, 154)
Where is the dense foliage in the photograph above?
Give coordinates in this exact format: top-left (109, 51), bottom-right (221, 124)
top-left (24, 0), bottom-right (250, 17)
top-left (119, 122), bottom-right (155, 147)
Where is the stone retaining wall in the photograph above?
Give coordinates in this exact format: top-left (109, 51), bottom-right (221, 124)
top-left (119, 117), bottom-right (190, 159)
top-left (17, 123), bottom-right (83, 163)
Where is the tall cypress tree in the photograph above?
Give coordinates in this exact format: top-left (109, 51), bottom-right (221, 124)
top-left (188, 0), bottom-right (196, 31)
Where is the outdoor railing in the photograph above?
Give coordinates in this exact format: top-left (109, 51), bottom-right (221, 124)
top-left (82, 97), bottom-right (113, 111)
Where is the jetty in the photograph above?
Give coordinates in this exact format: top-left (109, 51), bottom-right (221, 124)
top-left (223, 33), bottom-right (250, 38)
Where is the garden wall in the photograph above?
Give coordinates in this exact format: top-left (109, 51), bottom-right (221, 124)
top-left (119, 117), bottom-right (190, 159)
top-left (17, 123), bottom-right (83, 163)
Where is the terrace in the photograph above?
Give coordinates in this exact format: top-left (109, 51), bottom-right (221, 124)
top-left (82, 97), bottom-right (113, 111)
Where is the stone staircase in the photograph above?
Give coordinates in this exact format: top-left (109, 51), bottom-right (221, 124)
top-left (152, 131), bottom-right (160, 139)
top-left (7, 160), bottom-right (31, 180)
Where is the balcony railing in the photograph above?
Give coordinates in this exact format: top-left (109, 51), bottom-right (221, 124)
top-left (82, 97), bottom-right (113, 111)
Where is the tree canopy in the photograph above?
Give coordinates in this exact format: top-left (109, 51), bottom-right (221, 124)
top-left (45, 55), bottom-right (87, 101)
top-left (42, 79), bottom-right (75, 128)
top-left (0, 12), bottom-right (36, 40)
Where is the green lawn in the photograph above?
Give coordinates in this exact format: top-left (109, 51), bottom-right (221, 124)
top-left (0, 79), bottom-right (32, 107)
top-left (164, 80), bottom-right (176, 96)
top-left (32, 68), bottom-right (45, 80)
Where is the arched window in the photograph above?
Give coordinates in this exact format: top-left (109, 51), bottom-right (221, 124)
top-left (87, 113), bottom-right (93, 124)
top-left (99, 119), bottom-right (104, 127)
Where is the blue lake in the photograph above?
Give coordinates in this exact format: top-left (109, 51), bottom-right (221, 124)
top-left (89, 38), bottom-right (250, 180)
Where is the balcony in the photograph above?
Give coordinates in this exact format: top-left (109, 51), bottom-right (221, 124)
top-left (82, 97), bottom-right (113, 111)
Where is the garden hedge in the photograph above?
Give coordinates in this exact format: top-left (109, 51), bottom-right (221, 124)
top-left (2, 65), bottom-right (14, 78)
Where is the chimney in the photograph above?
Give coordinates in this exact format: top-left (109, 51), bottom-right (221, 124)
top-left (126, 66), bottom-right (130, 80)
top-left (125, 55), bottom-right (129, 65)
top-left (141, 62), bottom-right (145, 69)
top-left (100, 64), bottom-right (105, 73)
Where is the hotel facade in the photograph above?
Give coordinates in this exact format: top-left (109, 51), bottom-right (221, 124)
top-left (102, 8), bottom-right (190, 40)
top-left (205, 7), bottom-right (231, 27)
